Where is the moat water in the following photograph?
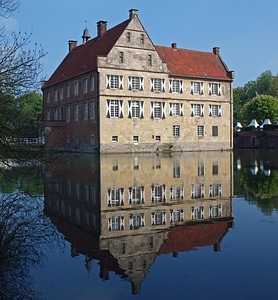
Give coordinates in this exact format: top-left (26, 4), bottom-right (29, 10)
top-left (0, 149), bottom-right (278, 300)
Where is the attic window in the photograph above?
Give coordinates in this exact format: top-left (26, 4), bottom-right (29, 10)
top-left (148, 55), bottom-right (152, 66)
top-left (127, 32), bottom-right (131, 42)
top-left (119, 52), bottom-right (124, 63)
top-left (141, 34), bottom-right (145, 44)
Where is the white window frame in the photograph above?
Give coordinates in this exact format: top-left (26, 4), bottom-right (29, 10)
top-left (190, 104), bottom-right (204, 117)
top-left (209, 105), bottom-right (222, 117)
top-left (128, 186), bottom-right (145, 204)
top-left (169, 186), bottom-right (184, 200)
top-left (173, 125), bottom-right (180, 137)
top-left (190, 81), bottom-right (204, 95)
top-left (107, 188), bottom-right (124, 206)
top-left (106, 99), bottom-right (124, 118)
top-left (150, 78), bottom-right (165, 92)
top-left (106, 75), bottom-right (123, 90)
top-left (150, 101), bottom-right (166, 119)
top-left (208, 83), bottom-right (222, 96)
top-left (169, 80), bottom-right (184, 93)
top-left (197, 125), bottom-right (204, 137)
top-left (169, 103), bottom-right (184, 116)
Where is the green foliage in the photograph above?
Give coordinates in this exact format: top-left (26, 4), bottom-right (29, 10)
top-left (238, 95), bottom-right (278, 126)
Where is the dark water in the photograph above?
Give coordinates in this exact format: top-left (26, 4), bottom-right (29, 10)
top-left (1, 150), bottom-right (278, 300)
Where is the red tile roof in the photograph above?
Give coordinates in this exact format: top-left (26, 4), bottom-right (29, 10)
top-left (44, 19), bottom-right (130, 88)
top-left (155, 45), bottom-right (232, 80)
top-left (44, 18), bottom-right (232, 88)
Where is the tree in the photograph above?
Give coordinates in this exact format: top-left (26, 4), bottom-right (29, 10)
top-left (16, 91), bottom-right (43, 137)
top-left (238, 95), bottom-right (278, 126)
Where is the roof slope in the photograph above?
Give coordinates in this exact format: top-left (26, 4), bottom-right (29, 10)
top-left (155, 45), bottom-right (232, 80)
top-left (44, 19), bottom-right (130, 88)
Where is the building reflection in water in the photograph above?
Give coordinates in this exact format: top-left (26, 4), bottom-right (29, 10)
top-left (43, 152), bottom-right (234, 295)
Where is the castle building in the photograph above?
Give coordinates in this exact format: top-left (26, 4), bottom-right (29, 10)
top-left (42, 9), bottom-right (234, 153)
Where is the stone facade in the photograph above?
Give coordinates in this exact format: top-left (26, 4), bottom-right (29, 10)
top-left (42, 9), bottom-right (234, 153)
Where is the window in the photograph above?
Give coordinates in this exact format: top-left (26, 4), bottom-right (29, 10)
top-left (190, 104), bottom-right (204, 117)
top-left (84, 102), bottom-right (88, 120)
top-left (83, 78), bottom-right (88, 93)
top-left (173, 125), bottom-right (180, 137)
top-left (74, 103), bottom-right (79, 121)
top-left (212, 126), bottom-right (218, 137)
top-left (151, 211), bottom-right (166, 226)
top-left (59, 87), bottom-right (64, 100)
top-left (128, 186), bottom-right (145, 204)
top-left (128, 100), bottom-right (144, 118)
top-left (209, 184), bottom-right (222, 197)
top-left (108, 216), bottom-right (124, 231)
top-left (197, 125), bottom-right (204, 136)
top-left (169, 103), bottom-right (184, 116)
top-left (209, 205), bottom-right (222, 218)
top-left (112, 136), bottom-right (118, 142)
top-left (66, 83), bottom-right (70, 98)
top-left (155, 136), bottom-right (161, 142)
top-left (191, 206), bottom-right (204, 220)
top-left (90, 76), bottom-right (95, 91)
top-left (169, 80), bottom-right (183, 93)
top-left (141, 34), bottom-right (145, 44)
top-left (90, 100), bottom-right (95, 119)
top-left (190, 81), bottom-right (204, 94)
top-left (170, 210), bottom-right (184, 222)
top-left (74, 81), bottom-right (79, 96)
top-left (198, 164), bottom-right (204, 176)
top-left (212, 164), bottom-right (218, 175)
top-left (148, 55), bottom-right (152, 66)
top-left (66, 105), bottom-right (70, 122)
top-left (170, 186), bottom-right (184, 200)
top-left (191, 184), bottom-right (205, 199)
top-left (47, 91), bottom-right (50, 103)
top-left (106, 100), bottom-right (123, 118)
top-left (127, 32), bottom-right (131, 42)
top-left (133, 135), bottom-right (139, 143)
top-left (67, 135), bottom-right (70, 144)
top-left (129, 213), bottom-right (145, 230)
top-left (151, 184), bottom-right (166, 203)
top-left (54, 108), bottom-right (58, 120)
top-left (107, 188), bottom-right (124, 206)
top-left (47, 109), bottom-right (50, 120)
top-left (173, 161), bottom-right (180, 178)
top-left (128, 76), bottom-right (144, 91)
top-left (119, 51), bottom-right (124, 63)
top-left (150, 101), bottom-right (166, 119)
top-left (209, 83), bottom-right (222, 96)
top-left (209, 105), bottom-right (222, 117)
top-left (150, 78), bottom-right (165, 92)
top-left (106, 75), bottom-right (123, 89)
top-left (54, 89), bottom-right (58, 101)
top-left (91, 135), bottom-right (95, 144)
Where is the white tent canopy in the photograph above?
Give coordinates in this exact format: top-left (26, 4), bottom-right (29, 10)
top-left (248, 119), bottom-right (259, 128)
top-left (260, 118), bottom-right (271, 129)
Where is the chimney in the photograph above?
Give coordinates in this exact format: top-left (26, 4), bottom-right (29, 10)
top-left (213, 47), bottom-right (220, 55)
top-left (97, 21), bottom-right (107, 38)
top-left (171, 43), bottom-right (177, 49)
top-left (68, 40), bottom-right (77, 53)
top-left (129, 9), bottom-right (138, 19)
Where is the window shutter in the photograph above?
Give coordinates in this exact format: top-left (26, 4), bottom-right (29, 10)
top-left (106, 75), bottom-right (111, 89)
top-left (119, 76), bottom-right (123, 89)
top-left (162, 184), bottom-right (166, 202)
top-left (150, 79), bottom-right (154, 92)
top-left (200, 82), bottom-right (204, 95)
top-left (209, 105), bottom-right (212, 116)
top-left (120, 188), bottom-right (124, 205)
top-left (190, 82), bottom-right (194, 94)
top-left (128, 187), bottom-right (132, 204)
top-left (208, 83), bottom-right (212, 95)
top-left (209, 206), bottom-right (212, 218)
top-left (209, 184), bottom-right (213, 197)
top-left (120, 216), bottom-right (124, 230)
top-left (129, 214), bottom-right (133, 229)
top-left (128, 100), bottom-right (132, 118)
top-left (141, 214), bottom-right (145, 226)
top-left (162, 79), bottom-right (165, 92)
top-left (190, 104), bottom-right (194, 117)
top-left (140, 77), bottom-right (144, 91)
top-left (128, 77), bottom-right (132, 90)
top-left (162, 102), bottom-right (166, 119)
top-left (201, 185), bottom-right (205, 198)
top-left (170, 210), bottom-right (173, 222)
top-left (169, 80), bottom-right (173, 93)
top-left (180, 103), bottom-right (184, 116)
top-left (218, 83), bottom-right (222, 96)
top-left (106, 100), bottom-right (110, 118)
top-left (150, 102), bottom-right (154, 119)
top-left (169, 187), bottom-right (173, 199)
top-left (119, 100), bottom-right (124, 118)
top-left (218, 184), bottom-right (222, 195)
top-left (218, 204), bottom-right (222, 216)
top-left (191, 207), bottom-right (194, 220)
top-left (201, 206), bottom-right (204, 219)
top-left (162, 212), bottom-right (166, 225)
top-left (181, 209), bottom-right (184, 221)
top-left (141, 186), bottom-right (145, 203)
top-left (108, 218), bottom-right (112, 231)
top-left (191, 185), bottom-right (195, 198)
top-left (169, 103), bottom-right (173, 116)
top-left (181, 187), bottom-right (184, 200)
top-left (107, 189), bottom-right (111, 206)
top-left (140, 101), bottom-right (144, 119)
top-left (151, 185), bottom-right (155, 202)
top-left (218, 105), bottom-right (222, 116)
top-left (201, 104), bottom-right (204, 117)
top-left (151, 212), bottom-right (155, 225)
top-left (180, 80), bottom-right (184, 93)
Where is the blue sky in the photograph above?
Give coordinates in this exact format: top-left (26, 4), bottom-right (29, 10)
top-left (3, 0), bottom-right (278, 87)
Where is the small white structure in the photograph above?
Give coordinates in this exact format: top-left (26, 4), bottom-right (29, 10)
top-left (235, 122), bottom-right (243, 131)
top-left (260, 118), bottom-right (271, 129)
top-left (248, 119), bottom-right (259, 128)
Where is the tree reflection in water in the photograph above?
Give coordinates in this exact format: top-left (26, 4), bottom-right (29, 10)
top-left (0, 192), bottom-right (64, 300)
